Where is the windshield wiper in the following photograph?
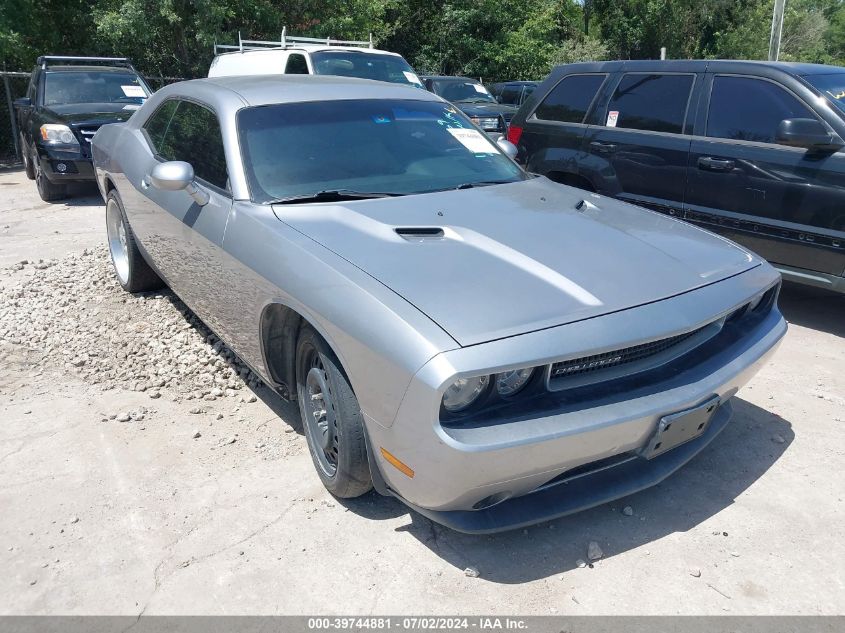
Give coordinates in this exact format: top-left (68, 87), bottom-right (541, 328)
top-left (454, 180), bottom-right (514, 190)
top-left (269, 189), bottom-right (405, 204)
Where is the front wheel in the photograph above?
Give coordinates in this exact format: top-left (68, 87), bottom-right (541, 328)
top-left (35, 166), bottom-right (66, 202)
top-left (105, 190), bottom-right (163, 293)
top-left (296, 326), bottom-right (372, 498)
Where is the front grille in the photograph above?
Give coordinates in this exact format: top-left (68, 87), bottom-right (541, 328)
top-left (550, 324), bottom-right (709, 381)
top-left (77, 127), bottom-right (100, 143)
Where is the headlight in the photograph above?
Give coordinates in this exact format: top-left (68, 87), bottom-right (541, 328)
top-left (495, 368), bottom-right (534, 397)
top-left (40, 124), bottom-right (79, 146)
top-left (442, 375), bottom-right (489, 412)
top-left (470, 117), bottom-right (500, 131)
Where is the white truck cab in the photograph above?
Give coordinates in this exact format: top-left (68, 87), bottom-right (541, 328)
top-left (208, 31), bottom-right (424, 88)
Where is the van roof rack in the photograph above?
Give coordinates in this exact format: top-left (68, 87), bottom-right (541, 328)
top-left (37, 56), bottom-right (137, 71)
top-left (213, 27), bottom-right (373, 55)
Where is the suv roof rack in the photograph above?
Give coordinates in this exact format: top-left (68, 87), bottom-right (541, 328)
top-left (213, 27), bottom-right (373, 55)
top-left (37, 56), bottom-right (138, 71)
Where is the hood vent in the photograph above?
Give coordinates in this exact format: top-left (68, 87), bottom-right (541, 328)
top-left (395, 227), bottom-right (445, 241)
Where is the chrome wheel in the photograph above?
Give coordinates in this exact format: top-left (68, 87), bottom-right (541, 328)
top-left (303, 356), bottom-right (339, 477)
top-left (106, 198), bottom-right (129, 285)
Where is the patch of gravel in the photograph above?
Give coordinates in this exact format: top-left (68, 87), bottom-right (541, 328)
top-left (0, 246), bottom-right (263, 400)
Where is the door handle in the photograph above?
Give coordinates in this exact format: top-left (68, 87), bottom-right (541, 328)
top-left (590, 141), bottom-right (618, 153)
top-left (698, 156), bottom-right (735, 172)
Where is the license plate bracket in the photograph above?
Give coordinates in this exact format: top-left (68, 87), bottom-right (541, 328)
top-left (641, 395), bottom-right (720, 460)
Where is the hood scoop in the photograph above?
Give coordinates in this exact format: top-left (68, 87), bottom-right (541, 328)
top-left (395, 227), bottom-right (445, 241)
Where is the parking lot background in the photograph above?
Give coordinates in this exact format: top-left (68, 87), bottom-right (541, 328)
top-left (1, 169), bottom-right (843, 615)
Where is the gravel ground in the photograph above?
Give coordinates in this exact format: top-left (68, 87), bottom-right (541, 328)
top-left (1, 167), bottom-right (844, 615)
top-left (1, 246), bottom-right (263, 403)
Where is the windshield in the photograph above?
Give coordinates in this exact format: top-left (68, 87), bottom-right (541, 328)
top-left (805, 73), bottom-right (845, 115)
top-left (238, 99), bottom-right (524, 203)
top-left (430, 80), bottom-right (497, 104)
top-left (310, 51), bottom-right (423, 87)
top-left (43, 71), bottom-right (150, 107)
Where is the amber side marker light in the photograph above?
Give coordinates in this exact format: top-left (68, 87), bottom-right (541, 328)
top-left (380, 447), bottom-right (415, 479)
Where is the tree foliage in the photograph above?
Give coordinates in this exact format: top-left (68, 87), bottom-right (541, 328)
top-left (1, 0), bottom-right (844, 79)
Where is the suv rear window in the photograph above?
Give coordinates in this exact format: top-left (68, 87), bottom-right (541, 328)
top-left (534, 74), bottom-right (605, 124)
top-left (606, 73), bottom-right (694, 134)
top-left (707, 76), bottom-right (816, 144)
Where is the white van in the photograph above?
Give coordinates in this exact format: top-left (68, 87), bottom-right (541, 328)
top-left (208, 31), bottom-right (424, 88)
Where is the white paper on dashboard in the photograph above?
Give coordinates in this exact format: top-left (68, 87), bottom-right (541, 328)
top-left (121, 85), bottom-right (146, 98)
top-left (447, 128), bottom-right (496, 153)
top-left (472, 84), bottom-right (488, 93)
top-left (403, 71), bottom-right (422, 84)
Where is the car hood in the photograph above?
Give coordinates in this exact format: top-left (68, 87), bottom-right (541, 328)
top-left (274, 178), bottom-right (758, 346)
top-left (453, 102), bottom-right (518, 118)
top-left (44, 103), bottom-right (139, 124)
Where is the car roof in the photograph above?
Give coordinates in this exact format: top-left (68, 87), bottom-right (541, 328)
top-left (215, 45), bottom-right (402, 58)
top-left (43, 65), bottom-right (138, 73)
top-left (551, 59), bottom-right (842, 77)
top-left (157, 74), bottom-right (443, 110)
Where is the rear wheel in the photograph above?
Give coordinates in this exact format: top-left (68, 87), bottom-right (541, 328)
top-left (296, 326), bottom-right (372, 498)
top-left (106, 190), bottom-right (163, 293)
top-left (21, 136), bottom-right (35, 180)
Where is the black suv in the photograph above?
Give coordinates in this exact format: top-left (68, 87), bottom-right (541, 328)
top-left (487, 81), bottom-right (538, 107)
top-left (421, 75), bottom-right (514, 137)
top-left (509, 60), bottom-right (845, 294)
top-left (14, 56), bottom-right (152, 202)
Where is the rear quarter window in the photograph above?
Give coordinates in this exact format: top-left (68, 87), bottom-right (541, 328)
top-left (606, 73), bottom-right (694, 134)
top-left (533, 74), bottom-right (606, 124)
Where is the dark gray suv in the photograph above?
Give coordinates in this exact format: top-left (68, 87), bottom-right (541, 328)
top-left (509, 60), bottom-right (845, 294)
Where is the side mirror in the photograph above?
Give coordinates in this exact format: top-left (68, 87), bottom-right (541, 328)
top-left (13, 97), bottom-right (31, 108)
top-left (776, 118), bottom-right (842, 151)
top-left (149, 161), bottom-right (209, 205)
top-left (496, 136), bottom-right (518, 159)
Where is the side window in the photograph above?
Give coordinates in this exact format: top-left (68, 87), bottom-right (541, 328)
top-left (533, 74), bottom-right (606, 124)
top-left (606, 73), bottom-right (694, 134)
top-left (499, 86), bottom-right (521, 105)
top-left (707, 76), bottom-right (817, 144)
top-left (143, 100), bottom-right (179, 153)
top-left (285, 54), bottom-right (309, 74)
top-left (155, 101), bottom-right (229, 190)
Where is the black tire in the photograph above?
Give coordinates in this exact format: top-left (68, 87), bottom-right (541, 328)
top-left (35, 165), bottom-right (66, 202)
top-left (105, 189), bottom-right (164, 293)
top-left (296, 326), bottom-right (372, 498)
top-left (21, 136), bottom-right (35, 180)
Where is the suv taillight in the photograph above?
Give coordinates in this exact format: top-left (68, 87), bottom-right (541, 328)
top-left (507, 124), bottom-right (523, 145)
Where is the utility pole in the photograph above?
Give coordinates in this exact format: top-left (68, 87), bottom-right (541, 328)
top-left (768, 0), bottom-right (786, 61)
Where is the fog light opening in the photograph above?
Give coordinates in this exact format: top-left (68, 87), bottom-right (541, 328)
top-left (472, 491), bottom-right (512, 510)
top-left (55, 162), bottom-right (67, 173)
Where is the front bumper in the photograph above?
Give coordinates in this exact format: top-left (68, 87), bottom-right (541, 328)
top-left (365, 265), bottom-right (787, 532)
top-left (36, 145), bottom-right (95, 183)
top-left (404, 400), bottom-right (734, 534)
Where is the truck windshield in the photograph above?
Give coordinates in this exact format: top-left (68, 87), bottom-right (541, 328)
top-left (310, 51), bottom-right (423, 87)
top-left (43, 71), bottom-right (150, 106)
top-left (431, 80), bottom-right (497, 104)
top-left (238, 99), bottom-right (524, 203)
top-left (805, 73), bottom-right (845, 115)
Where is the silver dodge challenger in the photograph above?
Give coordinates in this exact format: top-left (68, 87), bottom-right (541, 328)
top-left (92, 75), bottom-right (787, 533)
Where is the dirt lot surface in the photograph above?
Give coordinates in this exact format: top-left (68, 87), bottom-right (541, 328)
top-left (1, 166), bottom-right (844, 615)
